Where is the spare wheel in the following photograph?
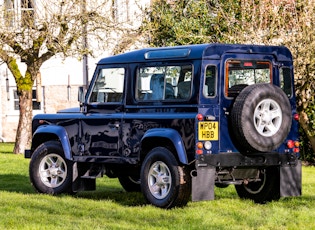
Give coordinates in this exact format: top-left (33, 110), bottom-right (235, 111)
top-left (231, 83), bottom-right (292, 153)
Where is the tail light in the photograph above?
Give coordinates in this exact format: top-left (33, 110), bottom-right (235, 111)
top-left (287, 140), bottom-right (300, 153)
top-left (287, 140), bottom-right (295, 149)
top-left (196, 142), bottom-right (203, 155)
top-left (197, 114), bottom-right (203, 121)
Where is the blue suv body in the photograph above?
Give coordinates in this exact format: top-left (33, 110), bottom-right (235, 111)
top-left (25, 44), bottom-right (301, 208)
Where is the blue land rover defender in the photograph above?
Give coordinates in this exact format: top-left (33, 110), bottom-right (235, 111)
top-left (25, 44), bottom-right (301, 208)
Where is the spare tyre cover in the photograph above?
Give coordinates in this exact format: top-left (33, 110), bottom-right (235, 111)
top-left (231, 83), bottom-right (292, 153)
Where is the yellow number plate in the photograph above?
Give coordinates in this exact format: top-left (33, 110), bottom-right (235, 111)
top-left (198, 122), bottom-right (218, 141)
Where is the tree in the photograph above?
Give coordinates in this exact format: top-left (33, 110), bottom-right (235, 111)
top-left (0, 0), bottom-right (143, 153)
top-left (141, 0), bottom-right (241, 45)
top-left (143, 0), bottom-right (315, 162)
top-left (223, 0), bottom-right (315, 162)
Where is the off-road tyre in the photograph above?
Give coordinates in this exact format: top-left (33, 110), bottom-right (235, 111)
top-left (140, 147), bottom-right (191, 209)
top-left (231, 83), bottom-right (292, 152)
top-left (118, 176), bottom-right (141, 192)
top-left (29, 140), bottom-right (73, 194)
top-left (235, 167), bottom-right (280, 203)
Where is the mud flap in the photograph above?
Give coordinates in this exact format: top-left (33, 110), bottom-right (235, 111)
top-left (192, 164), bottom-right (215, 201)
top-left (72, 162), bottom-right (96, 192)
top-left (280, 160), bottom-right (302, 197)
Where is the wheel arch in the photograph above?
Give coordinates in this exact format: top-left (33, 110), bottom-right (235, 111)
top-left (31, 125), bottom-right (72, 160)
top-left (140, 128), bottom-right (188, 165)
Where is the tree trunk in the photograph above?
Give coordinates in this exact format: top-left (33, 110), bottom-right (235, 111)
top-left (299, 111), bottom-right (315, 154)
top-left (13, 89), bottom-right (33, 154)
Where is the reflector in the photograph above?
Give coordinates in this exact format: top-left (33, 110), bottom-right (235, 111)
top-left (197, 114), bottom-right (203, 121)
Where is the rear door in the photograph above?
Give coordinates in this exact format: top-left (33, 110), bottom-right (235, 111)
top-left (219, 53), bottom-right (275, 152)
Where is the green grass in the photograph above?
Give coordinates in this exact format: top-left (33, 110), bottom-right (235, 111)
top-left (0, 143), bottom-right (314, 229)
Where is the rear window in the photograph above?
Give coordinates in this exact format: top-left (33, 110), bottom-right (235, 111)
top-left (225, 60), bottom-right (271, 97)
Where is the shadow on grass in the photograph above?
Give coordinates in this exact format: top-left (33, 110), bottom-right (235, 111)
top-left (0, 173), bottom-right (147, 207)
top-left (0, 142), bottom-right (14, 154)
top-left (279, 195), bottom-right (315, 206)
top-left (0, 174), bottom-right (34, 193)
top-left (1, 173), bottom-right (313, 208)
top-left (75, 188), bottom-right (147, 207)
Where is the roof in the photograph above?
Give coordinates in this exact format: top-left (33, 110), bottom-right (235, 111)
top-left (97, 43), bottom-right (292, 65)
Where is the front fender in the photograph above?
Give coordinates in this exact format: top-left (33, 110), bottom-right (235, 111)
top-left (141, 128), bottom-right (188, 164)
top-left (32, 125), bottom-right (72, 160)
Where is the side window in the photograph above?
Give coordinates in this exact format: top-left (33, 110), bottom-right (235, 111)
top-left (89, 67), bottom-right (125, 103)
top-left (280, 67), bottom-right (292, 97)
top-left (203, 65), bottom-right (216, 97)
top-left (136, 64), bottom-right (193, 101)
top-left (225, 60), bottom-right (271, 97)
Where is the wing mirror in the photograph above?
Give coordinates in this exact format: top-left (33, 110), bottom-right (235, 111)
top-left (78, 86), bottom-right (86, 103)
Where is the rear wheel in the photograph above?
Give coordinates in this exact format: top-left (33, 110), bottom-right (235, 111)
top-left (29, 141), bottom-right (73, 194)
top-left (118, 176), bottom-right (141, 192)
top-left (235, 167), bottom-right (280, 203)
top-left (140, 147), bottom-right (191, 209)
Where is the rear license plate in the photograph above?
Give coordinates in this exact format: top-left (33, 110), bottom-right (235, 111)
top-left (198, 121), bottom-right (218, 141)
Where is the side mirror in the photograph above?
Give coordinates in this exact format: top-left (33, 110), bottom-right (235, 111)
top-left (78, 86), bottom-right (86, 104)
top-left (78, 86), bottom-right (88, 113)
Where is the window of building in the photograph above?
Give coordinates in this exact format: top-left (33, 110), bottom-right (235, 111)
top-left (13, 88), bottom-right (42, 111)
top-left (3, 0), bottom-right (35, 27)
top-left (21, 0), bottom-right (35, 26)
top-left (111, 0), bottom-right (132, 23)
top-left (4, 0), bottom-right (14, 27)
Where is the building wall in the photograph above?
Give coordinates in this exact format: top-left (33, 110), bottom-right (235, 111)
top-left (0, 0), bottom-right (151, 142)
top-left (0, 56), bottom-right (94, 142)
top-left (0, 83), bottom-right (83, 142)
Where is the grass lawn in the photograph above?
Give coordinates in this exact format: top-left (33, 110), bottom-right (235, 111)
top-left (0, 143), bottom-right (314, 229)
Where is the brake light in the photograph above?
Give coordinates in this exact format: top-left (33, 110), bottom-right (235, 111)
top-left (287, 140), bottom-right (295, 149)
top-left (196, 149), bottom-right (203, 155)
top-left (197, 114), bottom-right (203, 121)
top-left (243, 62), bottom-right (253, 67)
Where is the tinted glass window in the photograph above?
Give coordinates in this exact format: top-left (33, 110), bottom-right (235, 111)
top-left (136, 65), bottom-right (193, 101)
top-left (280, 67), bottom-right (292, 97)
top-left (89, 67), bottom-right (125, 103)
top-left (226, 60), bottom-right (271, 97)
top-left (203, 65), bottom-right (216, 97)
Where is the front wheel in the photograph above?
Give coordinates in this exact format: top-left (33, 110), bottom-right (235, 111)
top-left (29, 141), bottom-right (73, 194)
top-left (140, 147), bottom-right (191, 209)
top-left (235, 167), bottom-right (280, 203)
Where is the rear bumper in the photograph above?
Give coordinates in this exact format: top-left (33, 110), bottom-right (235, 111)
top-left (197, 152), bottom-right (298, 168)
